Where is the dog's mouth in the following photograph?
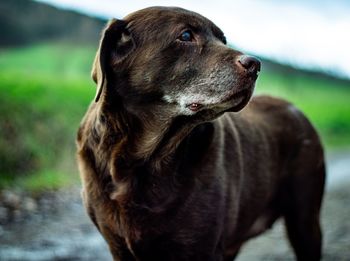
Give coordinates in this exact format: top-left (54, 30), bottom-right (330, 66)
top-left (186, 88), bottom-right (252, 113)
top-left (187, 103), bottom-right (204, 112)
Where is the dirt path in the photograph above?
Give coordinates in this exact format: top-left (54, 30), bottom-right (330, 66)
top-left (0, 150), bottom-right (349, 261)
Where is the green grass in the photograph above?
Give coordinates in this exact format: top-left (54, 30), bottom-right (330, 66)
top-left (0, 43), bottom-right (349, 191)
top-left (0, 170), bottom-right (79, 192)
top-left (0, 43), bottom-right (95, 191)
top-left (256, 69), bottom-right (350, 147)
top-left (0, 43), bottom-right (95, 79)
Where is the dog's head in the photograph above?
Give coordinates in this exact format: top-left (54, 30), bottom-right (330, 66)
top-left (92, 6), bottom-right (260, 121)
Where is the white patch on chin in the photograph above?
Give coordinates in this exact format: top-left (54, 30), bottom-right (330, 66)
top-left (163, 92), bottom-right (224, 115)
top-left (162, 95), bottom-right (175, 103)
top-left (162, 64), bottom-right (241, 115)
top-left (178, 93), bottom-right (220, 113)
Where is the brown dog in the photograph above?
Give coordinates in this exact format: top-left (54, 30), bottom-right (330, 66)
top-left (77, 6), bottom-right (325, 261)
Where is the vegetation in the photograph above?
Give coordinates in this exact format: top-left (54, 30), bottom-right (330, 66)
top-left (257, 67), bottom-right (350, 146)
top-left (0, 44), bottom-right (95, 190)
top-left (0, 0), bottom-right (105, 46)
top-left (0, 44), bottom-right (349, 191)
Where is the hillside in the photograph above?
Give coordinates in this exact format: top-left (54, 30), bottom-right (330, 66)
top-left (0, 0), bottom-right (349, 190)
top-left (0, 0), bottom-right (106, 46)
top-left (1, 0), bottom-right (349, 85)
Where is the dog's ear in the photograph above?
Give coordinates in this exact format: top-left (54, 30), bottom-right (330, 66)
top-left (92, 19), bottom-right (135, 102)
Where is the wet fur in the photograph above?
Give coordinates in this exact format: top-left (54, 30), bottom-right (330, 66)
top-left (77, 6), bottom-right (325, 261)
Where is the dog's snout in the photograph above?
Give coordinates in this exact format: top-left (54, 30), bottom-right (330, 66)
top-left (237, 55), bottom-right (261, 75)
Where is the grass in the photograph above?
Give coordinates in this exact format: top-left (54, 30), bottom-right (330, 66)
top-left (256, 69), bottom-right (350, 147)
top-left (0, 43), bottom-right (349, 191)
top-left (0, 43), bottom-right (95, 191)
top-left (0, 170), bottom-right (78, 192)
top-left (0, 43), bottom-right (95, 79)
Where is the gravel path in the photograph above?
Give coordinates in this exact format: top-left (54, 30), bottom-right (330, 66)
top-left (0, 150), bottom-right (349, 261)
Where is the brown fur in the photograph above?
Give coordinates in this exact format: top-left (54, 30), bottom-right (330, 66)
top-left (77, 6), bottom-right (325, 261)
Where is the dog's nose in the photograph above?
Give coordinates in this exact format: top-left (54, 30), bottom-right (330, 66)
top-left (237, 55), bottom-right (261, 75)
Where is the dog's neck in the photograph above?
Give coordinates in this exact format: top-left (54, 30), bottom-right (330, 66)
top-left (88, 100), bottom-right (217, 170)
top-left (127, 116), bottom-right (197, 172)
top-left (133, 115), bottom-right (196, 167)
top-left (81, 102), bottom-right (214, 214)
top-left (90, 102), bottom-right (189, 166)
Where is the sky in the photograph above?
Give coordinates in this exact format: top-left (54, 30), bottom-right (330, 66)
top-left (36, 0), bottom-right (350, 79)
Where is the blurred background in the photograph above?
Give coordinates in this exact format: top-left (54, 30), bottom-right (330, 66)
top-left (0, 0), bottom-right (349, 260)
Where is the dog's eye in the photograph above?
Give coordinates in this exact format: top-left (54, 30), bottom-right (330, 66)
top-left (178, 30), bottom-right (194, 42)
